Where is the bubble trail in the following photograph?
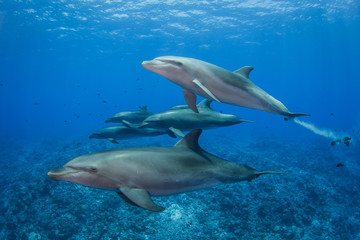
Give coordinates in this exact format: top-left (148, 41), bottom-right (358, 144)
top-left (293, 118), bottom-right (341, 141)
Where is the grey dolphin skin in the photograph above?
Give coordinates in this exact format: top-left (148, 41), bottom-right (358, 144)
top-left (142, 56), bottom-right (309, 119)
top-left (106, 105), bottom-right (153, 123)
top-left (89, 121), bottom-right (176, 144)
top-left (139, 99), bottom-right (252, 137)
top-left (48, 129), bottom-right (284, 212)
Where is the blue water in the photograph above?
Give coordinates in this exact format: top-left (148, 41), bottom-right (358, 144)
top-left (1, 1), bottom-right (360, 239)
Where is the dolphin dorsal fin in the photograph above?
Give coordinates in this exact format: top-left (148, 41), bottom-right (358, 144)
top-left (196, 99), bottom-right (213, 109)
top-left (175, 129), bottom-right (202, 150)
top-left (139, 105), bottom-right (147, 111)
top-left (234, 66), bottom-right (254, 79)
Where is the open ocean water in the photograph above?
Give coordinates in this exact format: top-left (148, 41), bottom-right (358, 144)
top-left (1, 0), bottom-right (360, 239)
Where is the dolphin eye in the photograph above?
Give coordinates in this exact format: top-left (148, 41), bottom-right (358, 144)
top-left (170, 61), bottom-right (183, 67)
top-left (89, 167), bottom-right (98, 172)
top-left (162, 60), bottom-right (182, 67)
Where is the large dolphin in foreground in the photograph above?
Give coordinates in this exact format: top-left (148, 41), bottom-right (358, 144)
top-left (48, 130), bottom-right (284, 212)
top-left (142, 56), bottom-right (309, 119)
top-left (89, 121), bottom-right (176, 144)
top-left (139, 99), bottom-right (252, 137)
top-left (106, 105), bottom-right (153, 123)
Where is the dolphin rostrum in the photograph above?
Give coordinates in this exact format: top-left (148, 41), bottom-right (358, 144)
top-left (139, 99), bottom-right (252, 137)
top-left (106, 105), bottom-right (153, 123)
top-left (48, 129), bottom-right (284, 212)
top-left (89, 120), bottom-right (176, 144)
top-left (142, 56), bottom-right (309, 119)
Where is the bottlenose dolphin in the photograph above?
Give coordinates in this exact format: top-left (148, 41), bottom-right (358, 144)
top-left (48, 130), bottom-right (284, 212)
top-left (106, 105), bottom-right (153, 123)
top-left (142, 56), bottom-right (309, 119)
top-left (139, 99), bottom-right (252, 137)
top-left (89, 121), bottom-right (176, 144)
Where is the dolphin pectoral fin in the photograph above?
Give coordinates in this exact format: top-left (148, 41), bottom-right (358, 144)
top-left (119, 186), bottom-right (165, 212)
top-left (169, 127), bottom-right (185, 137)
top-left (192, 79), bottom-right (221, 103)
top-left (116, 192), bottom-right (139, 207)
top-left (122, 120), bottom-right (132, 128)
top-left (183, 88), bottom-right (199, 113)
top-left (137, 122), bottom-right (149, 129)
top-left (108, 138), bottom-right (119, 144)
top-left (122, 120), bottom-right (138, 128)
top-left (166, 130), bottom-right (177, 138)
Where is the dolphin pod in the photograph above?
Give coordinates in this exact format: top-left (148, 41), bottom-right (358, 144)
top-left (48, 130), bottom-right (284, 212)
top-left (91, 99), bottom-right (250, 142)
top-left (142, 56), bottom-right (309, 119)
top-left (139, 99), bottom-right (252, 137)
top-left (48, 56), bottom-right (303, 213)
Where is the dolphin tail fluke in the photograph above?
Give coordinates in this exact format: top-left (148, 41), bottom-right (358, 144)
top-left (241, 119), bottom-right (256, 123)
top-left (284, 112), bottom-right (311, 121)
top-left (256, 171), bottom-right (286, 176)
top-left (247, 171), bottom-right (285, 182)
top-left (108, 138), bottom-right (119, 144)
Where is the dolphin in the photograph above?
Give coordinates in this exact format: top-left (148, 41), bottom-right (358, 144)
top-left (139, 99), bottom-right (252, 137)
top-left (142, 56), bottom-right (309, 119)
top-left (89, 121), bottom-right (176, 144)
top-left (106, 105), bottom-right (153, 123)
top-left (48, 129), bottom-right (284, 212)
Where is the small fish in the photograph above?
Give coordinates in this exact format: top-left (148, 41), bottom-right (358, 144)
top-left (336, 163), bottom-right (344, 168)
top-left (343, 137), bottom-right (352, 147)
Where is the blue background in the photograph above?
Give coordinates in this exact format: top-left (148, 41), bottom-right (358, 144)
top-left (0, 1), bottom-right (360, 239)
top-left (1, 0), bottom-right (359, 140)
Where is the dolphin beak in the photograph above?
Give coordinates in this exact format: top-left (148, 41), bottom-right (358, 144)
top-left (141, 59), bottom-right (169, 70)
top-left (141, 60), bottom-right (152, 65)
top-left (48, 167), bottom-right (78, 180)
top-left (141, 60), bottom-right (153, 66)
top-left (142, 60), bottom-right (157, 68)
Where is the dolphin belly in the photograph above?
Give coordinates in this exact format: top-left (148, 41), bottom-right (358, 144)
top-left (208, 79), bottom-right (289, 115)
top-left (144, 178), bottom-right (222, 196)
